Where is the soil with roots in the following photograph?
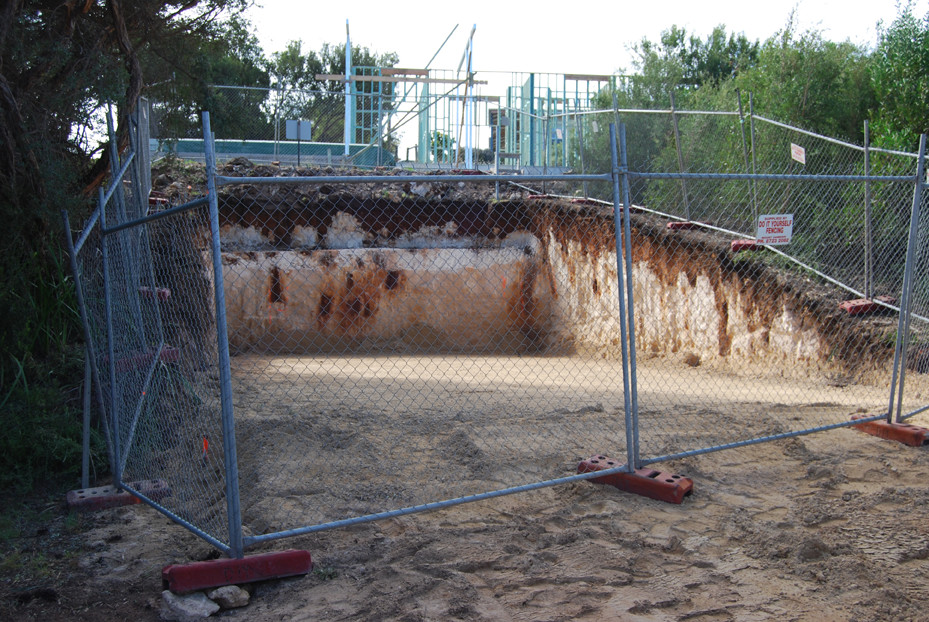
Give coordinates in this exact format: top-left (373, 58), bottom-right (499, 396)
top-left (4, 362), bottom-right (929, 622)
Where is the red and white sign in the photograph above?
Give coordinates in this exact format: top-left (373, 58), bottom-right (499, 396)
top-left (790, 143), bottom-right (806, 164)
top-left (756, 214), bottom-right (794, 245)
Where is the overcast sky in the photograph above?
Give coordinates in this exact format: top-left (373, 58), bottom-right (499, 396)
top-left (246, 0), bottom-right (926, 76)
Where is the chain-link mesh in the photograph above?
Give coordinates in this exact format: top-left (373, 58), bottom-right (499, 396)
top-left (70, 124), bottom-right (235, 550)
top-left (897, 186), bottom-right (929, 421)
top-left (105, 198), bottom-right (231, 546)
top-left (554, 109), bottom-right (919, 300)
top-left (211, 167), bottom-right (632, 538)
top-left (72, 220), bottom-right (114, 469)
top-left (617, 122), bottom-right (924, 463)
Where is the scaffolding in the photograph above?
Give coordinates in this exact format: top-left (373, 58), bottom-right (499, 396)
top-left (318, 26), bottom-right (621, 171)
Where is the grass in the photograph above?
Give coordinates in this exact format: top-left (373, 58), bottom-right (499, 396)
top-left (0, 487), bottom-right (89, 587)
top-left (313, 566), bottom-right (338, 581)
top-left (0, 242), bottom-right (107, 494)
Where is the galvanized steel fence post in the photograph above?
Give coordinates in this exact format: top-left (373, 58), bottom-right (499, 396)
top-left (670, 92), bottom-right (690, 221)
top-left (611, 123), bottom-right (640, 471)
top-left (889, 134), bottom-right (927, 423)
top-left (202, 111), bottom-right (245, 558)
top-left (864, 120), bottom-right (873, 300)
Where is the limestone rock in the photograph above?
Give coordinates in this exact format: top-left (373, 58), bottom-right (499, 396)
top-left (207, 585), bottom-right (250, 609)
top-left (160, 590), bottom-right (219, 621)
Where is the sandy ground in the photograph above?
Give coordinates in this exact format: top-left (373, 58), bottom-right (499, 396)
top-left (5, 356), bottom-right (929, 621)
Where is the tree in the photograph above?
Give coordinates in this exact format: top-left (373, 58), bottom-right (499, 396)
top-left (144, 13), bottom-right (272, 140)
top-left (871, 2), bottom-right (929, 149)
top-left (733, 18), bottom-right (874, 142)
top-left (267, 41), bottom-right (399, 145)
top-left (624, 25), bottom-right (759, 108)
top-left (428, 130), bottom-right (455, 162)
top-left (0, 0), bottom-right (251, 490)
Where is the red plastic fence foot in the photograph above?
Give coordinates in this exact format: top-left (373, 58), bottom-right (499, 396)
top-left (67, 479), bottom-right (171, 512)
top-left (730, 239), bottom-right (759, 253)
top-left (851, 415), bottom-right (929, 447)
top-left (578, 455), bottom-right (693, 504)
top-left (839, 295), bottom-right (896, 315)
top-left (162, 550), bottom-right (313, 594)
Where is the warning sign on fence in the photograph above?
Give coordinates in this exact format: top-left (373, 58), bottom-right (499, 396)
top-left (790, 143), bottom-right (806, 164)
top-left (756, 214), bottom-right (794, 245)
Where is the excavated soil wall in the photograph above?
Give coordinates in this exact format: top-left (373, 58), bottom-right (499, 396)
top-left (210, 191), bottom-right (895, 378)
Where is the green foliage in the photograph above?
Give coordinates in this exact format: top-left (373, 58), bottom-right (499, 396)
top-left (0, 1), bottom-right (249, 493)
top-left (313, 566), bottom-right (338, 580)
top-left (733, 19), bottom-right (874, 142)
top-left (871, 2), bottom-right (929, 149)
top-left (0, 362), bottom-right (102, 493)
top-left (145, 13), bottom-right (271, 139)
top-left (267, 41), bottom-right (399, 144)
top-left (625, 25), bottom-right (759, 109)
top-left (0, 246), bottom-right (106, 492)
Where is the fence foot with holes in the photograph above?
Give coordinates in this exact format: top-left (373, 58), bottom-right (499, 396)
top-left (66, 479), bottom-right (172, 512)
top-left (838, 296), bottom-right (897, 315)
top-left (850, 415), bottom-right (929, 447)
top-left (578, 455), bottom-right (693, 504)
top-left (162, 550), bottom-right (313, 594)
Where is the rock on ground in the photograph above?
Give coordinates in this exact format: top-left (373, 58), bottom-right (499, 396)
top-left (160, 590), bottom-right (219, 621)
top-left (207, 585), bottom-right (250, 609)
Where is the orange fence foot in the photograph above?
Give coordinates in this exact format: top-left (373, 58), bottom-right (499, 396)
top-left (578, 455), bottom-right (693, 504)
top-left (839, 295), bottom-right (896, 315)
top-left (851, 415), bottom-right (929, 447)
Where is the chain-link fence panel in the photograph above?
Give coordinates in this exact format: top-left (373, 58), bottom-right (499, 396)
top-left (895, 172), bottom-right (929, 422)
top-left (68, 213), bottom-right (115, 473)
top-left (620, 127), bottom-right (924, 465)
top-left (68, 115), bottom-right (237, 551)
top-left (118, 201), bottom-right (232, 548)
top-left (102, 193), bottom-right (233, 549)
top-left (745, 117), bottom-right (917, 297)
top-left (208, 160), bottom-right (636, 541)
top-left (567, 109), bottom-right (920, 302)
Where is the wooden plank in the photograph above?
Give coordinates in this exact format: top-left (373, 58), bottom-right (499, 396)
top-left (564, 73), bottom-right (614, 82)
top-left (315, 74), bottom-right (488, 85)
top-left (380, 67), bottom-right (429, 76)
